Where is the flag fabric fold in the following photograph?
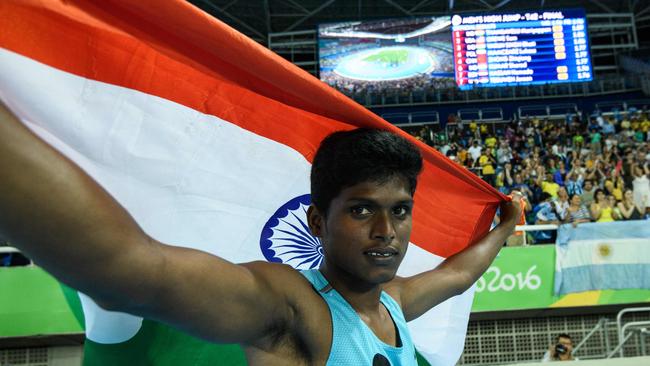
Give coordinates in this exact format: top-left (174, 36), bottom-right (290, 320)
top-left (0, 1), bottom-right (504, 365)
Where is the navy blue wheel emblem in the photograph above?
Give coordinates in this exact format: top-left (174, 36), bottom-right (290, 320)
top-left (260, 194), bottom-right (323, 269)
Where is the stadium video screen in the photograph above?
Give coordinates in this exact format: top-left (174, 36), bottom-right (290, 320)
top-left (318, 17), bottom-right (455, 91)
top-left (451, 9), bottom-right (593, 89)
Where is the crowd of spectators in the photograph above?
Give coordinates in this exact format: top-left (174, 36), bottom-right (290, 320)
top-left (322, 73), bottom-right (457, 99)
top-left (326, 73), bottom-right (636, 108)
top-left (409, 106), bottom-right (650, 242)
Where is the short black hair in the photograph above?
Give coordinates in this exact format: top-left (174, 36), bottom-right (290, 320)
top-left (311, 128), bottom-right (423, 214)
top-left (556, 333), bottom-right (572, 343)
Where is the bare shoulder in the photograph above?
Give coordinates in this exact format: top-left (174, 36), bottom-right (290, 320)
top-left (241, 262), bottom-right (331, 364)
top-left (382, 270), bottom-right (453, 308)
top-left (382, 276), bottom-right (407, 306)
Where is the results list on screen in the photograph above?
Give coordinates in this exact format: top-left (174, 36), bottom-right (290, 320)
top-left (451, 9), bottom-right (592, 89)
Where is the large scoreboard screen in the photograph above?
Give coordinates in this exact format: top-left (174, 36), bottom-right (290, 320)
top-left (451, 9), bottom-right (592, 90)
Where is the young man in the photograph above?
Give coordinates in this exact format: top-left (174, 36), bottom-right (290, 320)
top-left (478, 148), bottom-right (497, 187)
top-left (542, 333), bottom-right (577, 362)
top-left (0, 103), bottom-right (521, 365)
top-left (539, 171), bottom-right (561, 199)
top-left (468, 139), bottom-right (483, 163)
top-left (580, 179), bottom-right (596, 207)
top-left (534, 192), bottom-right (561, 243)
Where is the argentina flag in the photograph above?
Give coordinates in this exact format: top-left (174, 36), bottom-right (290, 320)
top-left (554, 221), bottom-right (650, 296)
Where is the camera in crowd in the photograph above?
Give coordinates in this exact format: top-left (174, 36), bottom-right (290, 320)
top-left (546, 333), bottom-right (576, 362)
top-left (555, 343), bottom-right (568, 355)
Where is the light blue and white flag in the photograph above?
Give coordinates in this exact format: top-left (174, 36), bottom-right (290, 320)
top-left (554, 221), bottom-right (650, 295)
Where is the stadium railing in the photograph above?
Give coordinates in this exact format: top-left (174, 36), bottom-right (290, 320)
top-left (381, 102), bottom-right (581, 131)
top-left (349, 74), bottom-right (645, 108)
top-left (381, 111), bottom-right (439, 126)
top-left (595, 99), bottom-right (650, 116)
top-left (458, 107), bottom-right (503, 122)
top-left (0, 245), bottom-right (34, 266)
top-left (518, 103), bottom-right (579, 120)
top-left (613, 307), bottom-right (650, 358)
top-left (594, 101), bottom-right (626, 115)
top-left (0, 246), bottom-right (19, 254)
top-left (380, 112), bottom-right (512, 138)
top-left (513, 224), bottom-right (558, 246)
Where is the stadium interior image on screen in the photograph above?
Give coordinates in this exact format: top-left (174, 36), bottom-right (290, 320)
top-left (318, 17), bottom-right (455, 93)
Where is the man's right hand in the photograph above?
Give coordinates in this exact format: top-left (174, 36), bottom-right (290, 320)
top-left (500, 191), bottom-right (524, 226)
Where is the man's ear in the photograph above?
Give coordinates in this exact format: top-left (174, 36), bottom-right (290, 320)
top-left (307, 204), bottom-right (324, 237)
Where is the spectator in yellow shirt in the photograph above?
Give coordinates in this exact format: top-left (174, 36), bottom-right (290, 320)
top-left (469, 120), bottom-right (478, 133)
top-left (620, 118), bottom-right (631, 131)
top-left (604, 177), bottom-right (624, 201)
top-left (485, 134), bottom-right (497, 149)
top-left (480, 123), bottom-right (488, 136)
top-left (641, 118), bottom-right (650, 133)
top-left (539, 172), bottom-right (560, 199)
top-left (479, 148), bottom-right (496, 186)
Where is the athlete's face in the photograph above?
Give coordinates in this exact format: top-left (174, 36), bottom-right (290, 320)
top-left (308, 177), bottom-right (413, 286)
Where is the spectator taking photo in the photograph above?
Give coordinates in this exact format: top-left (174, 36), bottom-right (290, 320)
top-left (542, 333), bottom-right (577, 362)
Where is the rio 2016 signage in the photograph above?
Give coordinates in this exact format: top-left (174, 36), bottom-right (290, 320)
top-left (475, 265), bottom-right (542, 293)
top-left (471, 245), bottom-right (650, 312)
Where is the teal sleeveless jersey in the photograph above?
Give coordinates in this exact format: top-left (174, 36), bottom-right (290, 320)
top-left (301, 269), bottom-right (418, 365)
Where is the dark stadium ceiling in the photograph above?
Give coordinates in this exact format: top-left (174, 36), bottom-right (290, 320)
top-left (189, 0), bottom-right (650, 45)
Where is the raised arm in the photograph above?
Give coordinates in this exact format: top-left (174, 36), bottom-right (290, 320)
top-left (617, 202), bottom-right (634, 219)
top-left (536, 166), bottom-right (545, 186)
top-left (504, 165), bottom-right (514, 186)
top-left (388, 192), bottom-right (523, 321)
top-left (0, 102), bottom-right (295, 344)
top-left (565, 167), bottom-right (575, 181)
top-left (590, 202), bottom-right (601, 220)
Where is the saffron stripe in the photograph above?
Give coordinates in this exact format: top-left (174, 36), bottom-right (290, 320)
top-left (0, 0), bottom-right (502, 258)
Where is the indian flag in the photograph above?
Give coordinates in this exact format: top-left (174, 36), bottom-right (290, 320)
top-left (0, 1), bottom-right (503, 365)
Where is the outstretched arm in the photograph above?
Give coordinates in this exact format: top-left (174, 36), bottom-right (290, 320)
top-left (0, 102), bottom-right (295, 344)
top-left (389, 192), bottom-right (523, 321)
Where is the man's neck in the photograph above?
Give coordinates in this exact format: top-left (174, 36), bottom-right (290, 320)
top-left (319, 266), bottom-right (384, 315)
